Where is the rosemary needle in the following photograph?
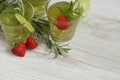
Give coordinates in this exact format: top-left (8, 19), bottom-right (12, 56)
top-left (32, 18), bottom-right (71, 58)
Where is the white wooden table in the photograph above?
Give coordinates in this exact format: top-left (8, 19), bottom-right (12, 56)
top-left (0, 0), bottom-right (120, 80)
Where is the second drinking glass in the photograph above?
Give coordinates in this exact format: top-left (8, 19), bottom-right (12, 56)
top-left (46, 0), bottom-right (83, 42)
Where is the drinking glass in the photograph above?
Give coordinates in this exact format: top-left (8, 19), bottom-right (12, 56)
top-left (0, 23), bottom-right (29, 46)
top-left (0, 1), bottom-right (33, 46)
top-left (46, 0), bottom-right (81, 42)
top-left (23, 0), bottom-right (49, 18)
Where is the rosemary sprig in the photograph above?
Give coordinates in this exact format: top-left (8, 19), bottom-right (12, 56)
top-left (14, 0), bottom-right (25, 16)
top-left (32, 18), bottom-right (71, 58)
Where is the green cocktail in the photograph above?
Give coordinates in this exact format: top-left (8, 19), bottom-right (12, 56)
top-left (0, 1), bottom-right (33, 46)
top-left (47, 0), bottom-right (82, 42)
top-left (0, 23), bottom-right (29, 46)
top-left (23, 0), bottom-right (48, 18)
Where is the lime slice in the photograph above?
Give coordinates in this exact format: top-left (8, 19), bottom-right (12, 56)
top-left (79, 0), bottom-right (90, 20)
top-left (68, 0), bottom-right (81, 20)
top-left (72, 0), bottom-right (90, 20)
top-left (72, 0), bottom-right (80, 14)
top-left (15, 13), bottom-right (35, 32)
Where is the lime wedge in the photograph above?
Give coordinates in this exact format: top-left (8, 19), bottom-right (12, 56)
top-left (15, 13), bottom-right (35, 32)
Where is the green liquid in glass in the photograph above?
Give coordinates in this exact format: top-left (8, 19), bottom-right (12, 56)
top-left (47, 2), bottom-right (80, 42)
top-left (23, 0), bottom-right (48, 18)
top-left (1, 23), bottom-right (29, 46)
top-left (0, 2), bottom-right (33, 46)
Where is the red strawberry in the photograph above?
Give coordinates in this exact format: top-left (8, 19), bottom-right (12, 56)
top-left (11, 42), bottom-right (26, 57)
top-left (56, 15), bottom-right (70, 30)
top-left (25, 36), bottom-right (38, 49)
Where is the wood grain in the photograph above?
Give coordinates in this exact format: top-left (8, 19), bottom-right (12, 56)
top-left (0, 0), bottom-right (120, 80)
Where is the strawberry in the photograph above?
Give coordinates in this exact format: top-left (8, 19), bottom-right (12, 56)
top-left (11, 42), bottom-right (26, 57)
top-left (25, 36), bottom-right (38, 49)
top-left (56, 15), bottom-right (70, 30)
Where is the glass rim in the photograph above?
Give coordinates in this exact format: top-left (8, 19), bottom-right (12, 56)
top-left (45, 0), bottom-right (81, 23)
